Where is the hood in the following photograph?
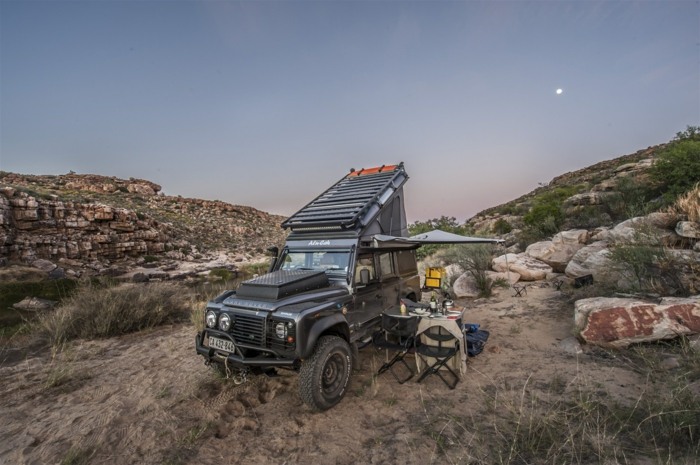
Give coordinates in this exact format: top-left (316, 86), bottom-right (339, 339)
top-left (235, 269), bottom-right (330, 301)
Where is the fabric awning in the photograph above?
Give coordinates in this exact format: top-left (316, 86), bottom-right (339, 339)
top-left (371, 229), bottom-right (504, 249)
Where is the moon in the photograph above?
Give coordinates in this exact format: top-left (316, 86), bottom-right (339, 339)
top-left (556, 88), bottom-right (563, 95)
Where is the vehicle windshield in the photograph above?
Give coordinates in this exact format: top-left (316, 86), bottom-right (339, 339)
top-left (279, 250), bottom-right (350, 276)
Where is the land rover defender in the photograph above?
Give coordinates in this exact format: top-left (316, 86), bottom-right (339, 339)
top-left (195, 164), bottom-right (422, 410)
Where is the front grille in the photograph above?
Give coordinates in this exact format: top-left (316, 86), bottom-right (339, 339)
top-left (230, 313), bottom-right (265, 347)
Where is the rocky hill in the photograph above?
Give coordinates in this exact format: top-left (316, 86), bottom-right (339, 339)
top-left (0, 172), bottom-right (287, 278)
top-left (467, 144), bottom-right (664, 239)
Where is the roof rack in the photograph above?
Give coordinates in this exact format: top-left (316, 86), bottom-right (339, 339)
top-left (282, 163), bottom-right (408, 233)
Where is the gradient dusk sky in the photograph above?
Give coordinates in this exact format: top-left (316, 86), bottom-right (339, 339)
top-left (1, 0), bottom-right (698, 222)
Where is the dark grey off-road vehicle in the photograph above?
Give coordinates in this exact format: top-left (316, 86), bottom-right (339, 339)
top-left (195, 163), bottom-right (422, 410)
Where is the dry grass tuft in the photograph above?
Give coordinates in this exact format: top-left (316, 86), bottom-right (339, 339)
top-left (38, 282), bottom-right (193, 346)
top-left (669, 183), bottom-right (700, 222)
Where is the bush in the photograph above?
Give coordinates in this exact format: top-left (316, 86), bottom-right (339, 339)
top-left (38, 282), bottom-right (192, 346)
top-left (608, 243), bottom-right (693, 296)
top-left (602, 176), bottom-right (658, 221)
top-left (492, 218), bottom-right (512, 234)
top-left (650, 126), bottom-right (700, 203)
top-left (522, 186), bottom-right (582, 240)
top-left (440, 244), bottom-right (496, 297)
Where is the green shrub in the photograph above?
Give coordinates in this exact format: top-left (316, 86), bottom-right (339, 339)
top-left (522, 186), bottom-right (582, 240)
top-left (441, 244), bottom-right (496, 297)
top-left (609, 243), bottom-right (693, 296)
top-left (602, 176), bottom-right (659, 221)
top-left (650, 126), bottom-right (700, 203)
top-left (38, 282), bottom-right (192, 345)
top-left (492, 218), bottom-right (512, 234)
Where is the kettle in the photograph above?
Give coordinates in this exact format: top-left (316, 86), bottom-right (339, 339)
top-left (442, 299), bottom-right (454, 310)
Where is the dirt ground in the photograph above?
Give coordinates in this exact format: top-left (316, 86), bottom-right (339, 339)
top-left (0, 285), bottom-right (679, 465)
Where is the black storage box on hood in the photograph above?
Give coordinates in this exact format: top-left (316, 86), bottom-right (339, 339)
top-left (236, 270), bottom-right (329, 301)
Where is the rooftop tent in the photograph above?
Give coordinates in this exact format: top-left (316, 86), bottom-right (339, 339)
top-left (371, 229), bottom-right (504, 249)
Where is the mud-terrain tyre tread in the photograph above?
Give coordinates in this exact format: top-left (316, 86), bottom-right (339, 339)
top-left (299, 335), bottom-right (352, 411)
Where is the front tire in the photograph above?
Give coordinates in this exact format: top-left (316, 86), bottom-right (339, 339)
top-left (299, 335), bottom-right (352, 411)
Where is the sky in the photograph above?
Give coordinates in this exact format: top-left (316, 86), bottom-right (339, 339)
top-left (1, 0), bottom-right (698, 223)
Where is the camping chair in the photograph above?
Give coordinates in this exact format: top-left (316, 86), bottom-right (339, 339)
top-left (512, 284), bottom-right (528, 297)
top-left (372, 314), bottom-right (419, 384)
top-left (415, 325), bottom-right (459, 389)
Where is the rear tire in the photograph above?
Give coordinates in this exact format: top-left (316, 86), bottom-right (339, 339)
top-left (299, 335), bottom-right (352, 411)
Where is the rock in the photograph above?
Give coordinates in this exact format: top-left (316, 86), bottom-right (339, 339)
top-left (12, 297), bottom-right (56, 311)
top-left (31, 259), bottom-right (57, 272)
top-left (485, 270), bottom-right (520, 285)
top-left (508, 255), bottom-right (553, 281)
top-left (565, 241), bottom-right (613, 280)
top-left (48, 267), bottom-right (66, 279)
top-left (558, 336), bottom-right (583, 355)
top-left (564, 192), bottom-right (609, 206)
top-left (646, 212), bottom-right (680, 230)
top-left (688, 334), bottom-right (700, 353)
top-left (553, 229), bottom-right (589, 245)
top-left (492, 253), bottom-right (519, 273)
top-left (452, 273), bottom-right (480, 298)
top-left (132, 272), bottom-right (148, 283)
top-left (676, 221), bottom-right (700, 239)
top-left (574, 296), bottom-right (700, 348)
top-left (659, 357), bottom-right (680, 371)
top-left (493, 253), bottom-right (552, 281)
top-left (526, 240), bottom-right (582, 273)
top-left (601, 216), bottom-right (682, 246)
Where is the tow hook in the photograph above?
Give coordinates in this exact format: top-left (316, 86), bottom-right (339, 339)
top-left (232, 367), bottom-right (249, 385)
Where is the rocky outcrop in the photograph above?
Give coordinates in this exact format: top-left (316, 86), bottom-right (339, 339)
top-left (574, 296), bottom-right (700, 348)
top-left (1, 189), bottom-right (168, 262)
top-left (0, 173), bottom-right (287, 269)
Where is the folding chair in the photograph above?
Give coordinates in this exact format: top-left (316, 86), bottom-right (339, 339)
top-left (372, 314), bottom-right (419, 384)
top-left (512, 284), bottom-right (527, 297)
top-left (415, 325), bottom-right (459, 389)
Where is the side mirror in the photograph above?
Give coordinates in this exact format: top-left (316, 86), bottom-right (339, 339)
top-left (267, 246), bottom-right (279, 273)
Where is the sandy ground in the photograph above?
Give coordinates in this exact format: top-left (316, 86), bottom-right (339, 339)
top-left (0, 285), bottom-right (665, 465)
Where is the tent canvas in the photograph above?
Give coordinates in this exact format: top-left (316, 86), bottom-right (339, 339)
top-left (371, 229), bottom-right (504, 249)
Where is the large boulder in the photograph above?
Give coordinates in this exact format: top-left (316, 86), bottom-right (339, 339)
top-left (492, 253), bottom-right (552, 281)
top-left (574, 296), bottom-right (700, 348)
top-left (564, 241), bottom-right (612, 280)
top-left (514, 257), bottom-right (553, 281)
top-left (485, 270), bottom-right (520, 285)
top-left (553, 229), bottom-right (589, 245)
top-left (492, 253), bottom-right (519, 273)
top-left (526, 240), bottom-right (582, 273)
top-left (598, 216), bottom-right (682, 246)
top-left (452, 272), bottom-right (479, 298)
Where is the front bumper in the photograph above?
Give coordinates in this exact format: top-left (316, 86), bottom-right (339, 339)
top-left (195, 330), bottom-right (298, 368)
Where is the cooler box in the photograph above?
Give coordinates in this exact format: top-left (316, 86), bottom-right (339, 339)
top-left (424, 267), bottom-right (445, 289)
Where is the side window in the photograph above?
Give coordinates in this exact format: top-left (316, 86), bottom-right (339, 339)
top-left (378, 252), bottom-right (395, 278)
top-left (355, 255), bottom-right (376, 283)
top-left (396, 250), bottom-right (418, 275)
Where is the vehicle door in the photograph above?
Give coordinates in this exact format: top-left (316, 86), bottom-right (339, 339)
top-left (348, 254), bottom-right (383, 330)
top-left (377, 251), bottom-right (400, 308)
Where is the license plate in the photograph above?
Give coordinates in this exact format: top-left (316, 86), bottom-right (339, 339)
top-left (209, 336), bottom-right (235, 353)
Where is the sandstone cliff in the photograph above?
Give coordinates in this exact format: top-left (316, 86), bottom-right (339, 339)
top-left (0, 172), bottom-right (287, 271)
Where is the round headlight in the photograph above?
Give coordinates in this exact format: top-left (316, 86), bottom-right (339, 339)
top-left (206, 310), bottom-right (217, 328)
top-left (219, 313), bottom-right (231, 331)
top-left (275, 322), bottom-right (287, 339)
